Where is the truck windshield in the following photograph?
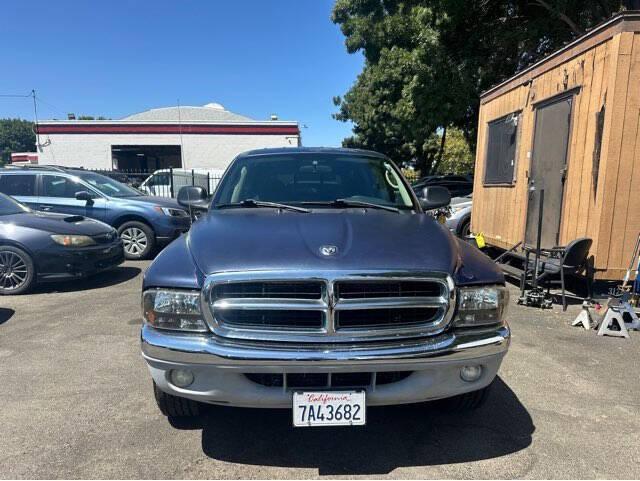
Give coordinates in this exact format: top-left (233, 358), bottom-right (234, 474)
top-left (77, 172), bottom-right (143, 198)
top-left (214, 153), bottom-right (415, 210)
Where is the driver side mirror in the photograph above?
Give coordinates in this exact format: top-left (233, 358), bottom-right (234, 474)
top-left (75, 190), bottom-right (94, 204)
top-left (177, 186), bottom-right (209, 210)
top-left (420, 186), bottom-right (451, 210)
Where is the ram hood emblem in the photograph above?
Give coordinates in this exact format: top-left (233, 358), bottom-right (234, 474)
top-left (319, 245), bottom-right (338, 257)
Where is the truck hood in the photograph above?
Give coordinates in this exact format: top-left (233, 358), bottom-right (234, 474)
top-left (187, 209), bottom-right (458, 275)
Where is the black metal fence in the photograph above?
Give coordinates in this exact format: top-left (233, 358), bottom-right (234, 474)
top-left (91, 168), bottom-right (222, 198)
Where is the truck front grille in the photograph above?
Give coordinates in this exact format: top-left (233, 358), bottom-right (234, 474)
top-left (213, 281), bottom-right (323, 300)
top-left (335, 307), bottom-right (441, 329)
top-left (204, 271), bottom-right (454, 343)
top-left (335, 280), bottom-right (441, 299)
top-left (215, 309), bottom-right (324, 329)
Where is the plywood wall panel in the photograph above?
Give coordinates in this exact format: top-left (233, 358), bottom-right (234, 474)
top-left (595, 32), bottom-right (631, 269)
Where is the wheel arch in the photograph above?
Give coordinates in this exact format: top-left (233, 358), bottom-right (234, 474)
top-left (0, 240), bottom-right (38, 280)
top-left (113, 215), bottom-right (154, 232)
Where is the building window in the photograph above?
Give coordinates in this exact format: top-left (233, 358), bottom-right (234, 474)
top-left (484, 113), bottom-right (520, 185)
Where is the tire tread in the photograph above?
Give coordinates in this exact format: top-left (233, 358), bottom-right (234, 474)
top-left (153, 383), bottom-right (200, 417)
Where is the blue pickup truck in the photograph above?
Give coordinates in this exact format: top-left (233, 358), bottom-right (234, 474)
top-left (140, 147), bottom-right (510, 426)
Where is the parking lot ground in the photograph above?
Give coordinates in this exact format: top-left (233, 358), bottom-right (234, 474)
top-left (0, 261), bottom-right (639, 479)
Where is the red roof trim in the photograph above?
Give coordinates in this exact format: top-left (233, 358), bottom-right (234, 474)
top-left (35, 124), bottom-right (300, 135)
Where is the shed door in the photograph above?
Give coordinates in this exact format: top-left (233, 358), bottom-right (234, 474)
top-left (525, 96), bottom-right (573, 248)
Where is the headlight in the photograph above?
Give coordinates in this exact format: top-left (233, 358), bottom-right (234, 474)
top-left (50, 234), bottom-right (96, 247)
top-left (142, 289), bottom-right (208, 332)
top-left (454, 285), bottom-right (508, 327)
top-left (156, 207), bottom-right (189, 217)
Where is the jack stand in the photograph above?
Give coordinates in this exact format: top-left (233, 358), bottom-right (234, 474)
top-left (619, 300), bottom-right (640, 330)
top-left (597, 308), bottom-right (630, 338)
top-left (596, 297), bottom-right (640, 338)
top-left (572, 301), bottom-right (593, 330)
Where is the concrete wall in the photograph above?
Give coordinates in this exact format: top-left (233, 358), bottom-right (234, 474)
top-left (37, 133), bottom-right (300, 171)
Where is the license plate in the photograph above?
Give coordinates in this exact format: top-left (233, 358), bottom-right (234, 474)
top-left (293, 391), bottom-right (366, 427)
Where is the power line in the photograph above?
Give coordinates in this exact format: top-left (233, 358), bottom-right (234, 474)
top-left (0, 93), bottom-right (32, 98)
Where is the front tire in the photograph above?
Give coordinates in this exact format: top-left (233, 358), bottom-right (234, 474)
top-left (440, 382), bottom-right (493, 412)
top-left (457, 216), bottom-right (471, 239)
top-left (0, 246), bottom-right (35, 295)
top-left (153, 382), bottom-right (201, 417)
top-left (118, 221), bottom-right (155, 260)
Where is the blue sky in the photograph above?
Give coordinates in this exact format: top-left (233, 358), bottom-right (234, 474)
top-left (0, 0), bottom-right (362, 146)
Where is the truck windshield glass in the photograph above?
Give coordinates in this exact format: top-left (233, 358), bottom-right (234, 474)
top-left (214, 154), bottom-right (415, 209)
top-left (77, 172), bottom-right (142, 198)
top-left (0, 193), bottom-right (30, 215)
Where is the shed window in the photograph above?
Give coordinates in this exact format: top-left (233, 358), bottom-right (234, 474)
top-left (484, 113), bottom-right (519, 185)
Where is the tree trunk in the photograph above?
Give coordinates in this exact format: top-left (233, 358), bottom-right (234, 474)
top-left (432, 126), bottom-right (447, 174)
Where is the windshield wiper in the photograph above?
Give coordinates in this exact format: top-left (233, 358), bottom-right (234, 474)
top-left (216, 199), bottom-right (311, 213)
top-left (302, 199), bottom-right (400, 213)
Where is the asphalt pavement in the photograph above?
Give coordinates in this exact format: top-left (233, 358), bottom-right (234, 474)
top-left (0, 261), bottom-right (639, 478)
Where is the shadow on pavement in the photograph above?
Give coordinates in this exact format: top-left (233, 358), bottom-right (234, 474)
top-left (0, 308), bottom-right (14, 325)
top-left (170, 377), bottom-right (534, 475)
top-left (30, 266), bottom-right (141, 294)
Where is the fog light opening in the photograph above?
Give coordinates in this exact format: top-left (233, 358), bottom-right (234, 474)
top-left (460, 365), bottom-right (482, 382)
top-left (169, 369), bottom-right (194, 388)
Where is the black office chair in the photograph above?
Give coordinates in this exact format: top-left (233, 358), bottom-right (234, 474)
top-left (525, 237), bottom-right (593, 311)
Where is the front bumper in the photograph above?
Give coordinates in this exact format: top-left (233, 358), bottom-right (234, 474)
top-left (153, 215), bottom-right (191, 244)
top-left (37, 240), bottom-right (125, 281)
top-left (142, 323), bottom-right (510, 408)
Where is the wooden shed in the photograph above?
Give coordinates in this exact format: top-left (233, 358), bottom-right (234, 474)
top-left (471, 11), bottom-right (640, 280)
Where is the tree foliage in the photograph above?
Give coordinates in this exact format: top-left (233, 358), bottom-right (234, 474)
top-left (332, 0), bottom-right (626, 175)
top-left (430, 126), bottom-right (474, 175)
top-left (0, 119), bottom-right (36, 164)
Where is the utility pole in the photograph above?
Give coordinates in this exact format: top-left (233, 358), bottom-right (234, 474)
top-left (31, 89), bottom-right (40, 150)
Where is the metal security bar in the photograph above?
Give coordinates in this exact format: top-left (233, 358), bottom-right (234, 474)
top-left (89, 167), bottom-right (222, 198)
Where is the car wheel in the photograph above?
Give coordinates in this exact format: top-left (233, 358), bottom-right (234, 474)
top-left (118, 221), bottom-right (155, 260)
top-left (457, 217), bottom-right (471, 239)
top-left (0, 246), bottom-right (35, 295)
top-left (440, 382), bottom-right (493, 412)
top-left (153, 382), bottom-right (201, 417)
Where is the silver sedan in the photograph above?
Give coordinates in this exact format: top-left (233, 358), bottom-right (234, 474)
top-left (445, 195), bottom-right (473, 238)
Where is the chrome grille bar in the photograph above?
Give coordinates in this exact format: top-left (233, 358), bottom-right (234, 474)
top-left (213, 298), bottom-right (326, 311)
top-left (334, 296), bottom-right (446, 310)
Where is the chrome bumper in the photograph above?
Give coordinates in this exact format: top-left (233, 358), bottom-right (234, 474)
top-left (141, 323), bottom-right (510, 368)
top-left (142, 324), bottom-right (509, 407)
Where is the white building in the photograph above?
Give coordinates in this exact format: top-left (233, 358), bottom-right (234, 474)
top-left (35, 103), bottom-right (300, 172)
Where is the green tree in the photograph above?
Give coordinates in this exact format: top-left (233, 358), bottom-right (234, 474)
top-left (0, 119), bottom-right (36, 165)
top-left (332, 0), bottom-right (625, 175)
top-left (434, 127), bottom-right (474, 175)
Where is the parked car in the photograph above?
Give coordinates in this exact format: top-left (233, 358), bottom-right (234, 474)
top-left (140, 147), bottom-right (510, 425)
top-left (138, 168), bottom-right (225, 198)
top-left (0, 167), bottom-right (191, 260)
top-left (445, 195), bottom-right (473, 238)
top-left (0, 193), bottom-right (123, 294)
top-left (412, 174), bottom-right (474, 198)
